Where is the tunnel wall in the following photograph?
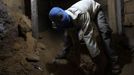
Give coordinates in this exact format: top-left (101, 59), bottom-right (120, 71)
top-left (124, 0), bottom-right (134, 26)
top-left (2, 0), bottom-right (25, 13)
top-left (2, 0), bottom-right (31, 19)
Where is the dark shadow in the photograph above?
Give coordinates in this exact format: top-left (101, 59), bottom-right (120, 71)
top-left (45, 28), bottom-right (108, 75)
top-left (45, 29), bottom-right (84, 75)
top-left (24, 0), bottom-right (31, 19)
top-left (111, 33), bottom-right (132, 72)
top-left (46, 62), bottom-right (84, 75)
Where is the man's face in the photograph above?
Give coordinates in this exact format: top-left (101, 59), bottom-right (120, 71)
top-left (50, 12), bottom-right (63, 24)
top-left (49, 7), bottom-right (71, 30)
top-left (49, 13), bottom-right (63, 29)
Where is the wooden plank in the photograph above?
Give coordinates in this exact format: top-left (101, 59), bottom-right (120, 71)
top-left (107, 0), bottom-right (117, 33)
top-left (116, 0), bottom-right (123, 35)
top-left (31, 0), bottom-right (39, 39)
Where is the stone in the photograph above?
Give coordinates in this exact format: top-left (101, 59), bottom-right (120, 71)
top-left (13, 43), bottom-right (22, 51)
top-left (52, 59), bottom-right (68, 65)
top-left (37, 42), bottom-right (46, 50)
top-left (26, 54), bottom-right (40, 62)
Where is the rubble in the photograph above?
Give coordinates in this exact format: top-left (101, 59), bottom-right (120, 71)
top-left (0, 0), bottom-right (17, 60)
top-left (0, 1), bottom-right (43, 75)
top-left (26, 54), bottom-right (40, 62)
top-left (37, 42), bottom-right (46, 51)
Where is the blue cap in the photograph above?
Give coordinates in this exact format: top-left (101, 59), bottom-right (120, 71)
top-left (49, 7), bottom-right (71, 30)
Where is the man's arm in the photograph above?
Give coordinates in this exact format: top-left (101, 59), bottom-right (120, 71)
top-left (97, 10), bottom-right (112, 40)
top-left (97, 10), bottom-right (116, 58)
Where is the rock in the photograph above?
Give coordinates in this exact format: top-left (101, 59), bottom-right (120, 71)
top-left (52, 59), bottom-right (68, 65)
top-left (0, 1), bottom-right (18, 60)
top-left (0, 52), bottom-right (13, 60)
top-left (13, 42), bottom-right (22, 51)
top-left (26, 54), bottom-right (40, 62)
top-left (37, 42), bottom-right (46, 50)
top-left (34, 66), bottom-right (43, 71)
top-left (9, 12), bottom-right (32, 40)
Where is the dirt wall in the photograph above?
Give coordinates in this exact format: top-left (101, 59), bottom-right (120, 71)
top-left (2, 0), bottom-right (24, 13)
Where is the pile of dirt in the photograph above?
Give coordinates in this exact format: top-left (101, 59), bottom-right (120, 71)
top-left (0, 1), bottom-right (45, 75)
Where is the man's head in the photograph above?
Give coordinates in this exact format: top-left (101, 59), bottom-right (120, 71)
top-left (49, 7), bottom-right (71, 30)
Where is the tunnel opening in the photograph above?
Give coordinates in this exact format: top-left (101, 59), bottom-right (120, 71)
top-left (24, 0), bottom-right (31, 19)
top-left (37, 0), bottom-right (52, 32)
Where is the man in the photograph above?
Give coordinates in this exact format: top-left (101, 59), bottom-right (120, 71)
top-left (49, 0), bottom-right (120, 74)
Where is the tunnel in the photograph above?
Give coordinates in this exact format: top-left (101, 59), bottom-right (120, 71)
top-left (0, 0), bottom-right (134, 75)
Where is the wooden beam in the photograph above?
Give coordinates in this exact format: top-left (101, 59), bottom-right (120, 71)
top-left (116, 0), bottom-right (123, 35)
top-left (31, 0), bottom-right (39, 39)
top-left (107, 0), bottom-right (117, 33)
